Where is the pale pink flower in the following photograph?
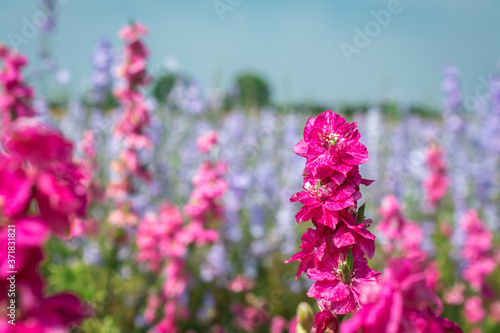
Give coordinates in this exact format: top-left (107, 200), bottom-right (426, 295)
top-left (270, 315), bottom-right (288, 333)
top-left (424, 144), bottom-right (449, 208)
top-left (443, 283), bottom-right (465, 305)
top-left (464, 297), bottom-right (485, 323)
top-left (490, 301), bottom-right (500, 323)
top-left (197, 130), bottom-right (218, 153)
top-left (227, 275), bottom-right (255, 293)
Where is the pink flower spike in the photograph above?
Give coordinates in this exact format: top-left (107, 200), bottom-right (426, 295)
top-left (306, 245), bottom-right (380, 315)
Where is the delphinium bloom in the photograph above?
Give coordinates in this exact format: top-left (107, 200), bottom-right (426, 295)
top-left (139, 131), bottom-right (225, 332)
top-left (459, 210), bottom-right (496, 330)
top-left (77, 130), bottom-right (102, 202)
top-left (107, 22), bottom-right (152, 227)
top-left (424, 143), bottom-right (449, 208)
top-left (461, 210), bottom-right (495, 292)
top-left (168, 79), bottom-right (207, 114)
top-left (184, 131), bottom-right (228, 228)
top-left (137, 201), bottom-right (196, 332)
top-left (137, 202), bottom-right (189, 332)
top-left (341, 259), bottom-right (462, 333)
top-left (0, 50), bottom-right (90, 330)
top-left (2, 118), bottom-right (88, 236)
top-left (0, 122), bottom-right (91, 324)
top-left (185, 131), bottom-right (227, 281)
top-left (441, 67), bottom-right (468, 225)
top-left (0, 44), bottom-right (36, 132)
top-left (287, 110), bottom-right (379, 323)
top-left (377, 195), bottom-right (427, 261)
top-left (474, 74), bottom-right (500, 227)
top-left (90, 39), bottom-right (115, 105)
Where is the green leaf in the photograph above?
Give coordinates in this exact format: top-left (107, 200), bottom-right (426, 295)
top-left (346, 248), bottom-right (354, 273)
top-left (356, 203), bottom-right (366, 224)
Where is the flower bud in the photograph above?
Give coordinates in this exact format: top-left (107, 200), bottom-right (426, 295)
top-left (297, 302), bottom-right (314, 332)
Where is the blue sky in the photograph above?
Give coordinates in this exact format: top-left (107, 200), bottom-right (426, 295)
top-left (1, 0), bottom-right (500, 108)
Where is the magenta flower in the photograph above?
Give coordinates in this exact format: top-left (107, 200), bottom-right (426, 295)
top-left (424, 144), bottom-right (449, 208)
top-left (306, 245), bottom-right (380, 314)
top-left (3, 118), bottom-right (73, 165)
top-left (333, 215), bottom-right (376, 259)
top-left (108, 21), bottom-right (152, 204)
top-left (184, 152), bottom-right (227, 223)
top-left (0, 154), bottom-right (32, 217)
top-left (312, 310), bottom-right (338, 333)
top-left (288, 110), bottom-right (379, 323)
top-left (377, 194), bottom-right (405, 240)
top-left (2, 119), bottom-right (88, 236)
top-left (119, 21), bottom-right (147, 41)
top-left (0, 292), bottom-right (89, 332)
top-left (377, 195), bottom-right (427, 261)
top-left (0, 47), bottom-right (90, 333)
top-left (291, 177), bottom-right (361, 229)
top-left (341, 259), bottom-right (462, 333)
top-left (293, 110), bottom-right (369, 178)
top-left (137, 202), bottom-right (188, 272)
top-left (464, 297), bottom-right (485, 324)
top-left (460, 210), bottom-right (495, 290)
top-left (0, 45), bottom-right (36, 132)
top-left (0, 218), bottom-right (48, 310)
top-left (29, 293), bottom-right (91, 328)
top-left (285, 225), bottom-right (333, 278)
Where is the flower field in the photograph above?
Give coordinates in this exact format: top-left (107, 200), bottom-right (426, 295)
top-left (0, 13), bottom-right (499, 333)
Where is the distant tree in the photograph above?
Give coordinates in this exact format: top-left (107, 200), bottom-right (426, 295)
top-left (151, 72), bottom-right (184, 104)
top-left (231, 72), bottom-right (271, 110)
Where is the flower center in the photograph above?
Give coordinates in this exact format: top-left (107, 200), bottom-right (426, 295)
top-left (305, 180), bottom-right (331, 201)
top-left (337, 261), bottom-right (352, 284)
top-left (326, 132), bottom-right (340, 147)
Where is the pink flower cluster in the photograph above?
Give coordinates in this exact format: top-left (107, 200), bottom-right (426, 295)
top-left (69, 131), bottom-right (102, 238)
top-left (461, 210), bottom-right (495, 292)
top-left (340, 194), bottom-right (462, 331)
top-left (0, 47), bottom-right (90, 331)
top-left (114, 22), bottom-right (152, 154)
top-left (137, 131), bottom-right (225, 332)
top-left (231, 302), bottom-right (268, 332)
top-left (378, 195), bottom-right (444, 292)
top-left (137, 202), bottom-right (190, 332)
top-left (197, 129), bottom-right (218, 154)
top-left (460, 210), bottom-right (496, 325)
top-left (424, 144), bottom-right (449, 208)
top-left (341, 259), bottom-right (462, 333)
top-left (378, 195), bottom-right (427, 261)
top-left (107, 22), bottom-right (152, 226)
top-left (184, 131), bottom-right (228, 228)
top-left (0, 44), bottom-right (36, 133)
top-left (78, 131), bottom-right (102, 201)
top-left (287, 110), bottom-right (380, 323)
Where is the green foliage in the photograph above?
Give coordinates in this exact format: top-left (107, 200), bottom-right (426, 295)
top-left (230, 72), bottom-right (271, 110)
top-left (150, 72), bottom-right (183, 104)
